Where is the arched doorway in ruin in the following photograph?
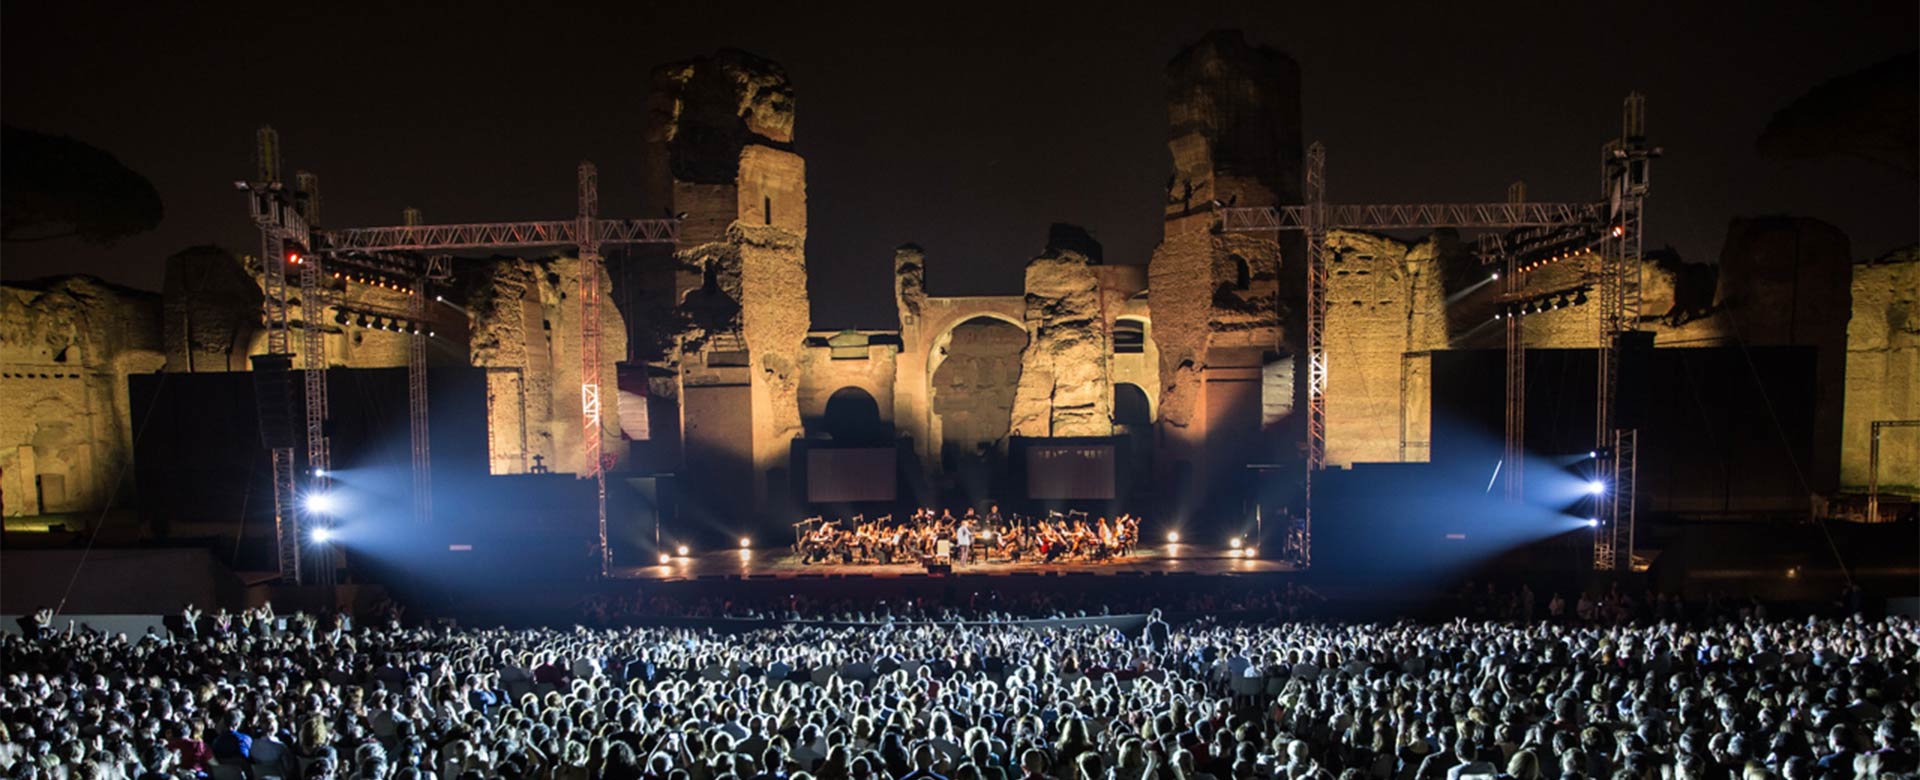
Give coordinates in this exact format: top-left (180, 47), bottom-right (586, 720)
top-left (928, 315), bottom-right (1027, 497)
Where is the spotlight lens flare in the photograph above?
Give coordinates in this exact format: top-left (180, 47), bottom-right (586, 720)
top-left (1586, 480), bottom-right (1607, 496)
top-left (1165, 531), bottom-right (1180, 543)
top-left (311, 527), bottom-right (335, 543)
top-left (303, 492), bottom-right (338, 515)
top-left (738, 536), bottom-right (751, 548)
top-left (658, 553), bottom-right (671, 565)
top-left (1586, 518), bottom-right (1600, 528)
top-left (1229, 537), bottom-right (1243, 549)
top-left (676, 545), bottom-right (690, 557)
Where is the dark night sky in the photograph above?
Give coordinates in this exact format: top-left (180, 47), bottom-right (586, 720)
top-left (5, 1), bottom-right (1915, 329)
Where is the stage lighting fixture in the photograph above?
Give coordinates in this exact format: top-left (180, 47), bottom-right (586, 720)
top-left (1166, 531), bottom-right (1180, 543)
top-left (676, 544), bottom-right (690, 557)
top-left (1585, 480), bottom-right (1607, 496)
top-left (1490, 272), bottom-right (1499, 281)
top-left (1585, 518), bottom-right (1599, 528)
top-left (1588, 450), bottom-right (1598, 459)
top-left (1229, 537), bottom-right (1243, 549)
top-left (334, 310), bottom-right (349, 325)
top-left (738, 536), bottom-right (751, 548)
top-left (311, 527), bottom-right (334, 543)
top-left (1493, 311), bottom-right (1502, 320)
top-left (658, 553), bottom-right (671, 565)
top-left (311, 468), bottom-right (328, 477)
top-left (1574, 289), bottom-right (1589, 305)
top-left (303, 492), bottom-right (338, 515)
top-left (357, 314), bottom-right (370, 328)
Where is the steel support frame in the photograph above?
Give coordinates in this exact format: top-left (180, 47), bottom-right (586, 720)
top-left (249, 130), bottom-right (313, 583)
top-left (576, 163), bottom-right (611, 579)
top-left (318, 219), bottom-right (678, 252)
top-left (408, 271), bottom-right (432, 526)
top-left (1593, 93), bottom-right (1650, 571)
top-left (1504, 249), bottom-right (1525, 503)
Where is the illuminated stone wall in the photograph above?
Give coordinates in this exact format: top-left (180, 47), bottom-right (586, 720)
top-left (647, 49), bottom-right (810, 513)
top-left (466, 257), bottom-right (624, 476)
top-left (0, 277), bottom-right (164, 518)
top-left (1841, 248), bottom-right (1919, 498)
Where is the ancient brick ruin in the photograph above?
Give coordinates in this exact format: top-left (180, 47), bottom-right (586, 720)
top-left (3, 31), bottom-right (1915, 528)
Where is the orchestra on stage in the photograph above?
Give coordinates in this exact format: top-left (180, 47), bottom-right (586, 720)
top-left (793, 507), bottom-right (1141, 567)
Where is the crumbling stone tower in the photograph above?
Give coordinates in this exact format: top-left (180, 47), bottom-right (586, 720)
top-left (1147, 30), bottom-right (1302, 519)
top-left (645, 50), bottom-right (811, 518)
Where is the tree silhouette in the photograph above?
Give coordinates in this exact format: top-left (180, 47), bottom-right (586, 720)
top-left (1758, 52), bottom-right (1918, 178)
top-left (2, 125), bottom-right (164, 245)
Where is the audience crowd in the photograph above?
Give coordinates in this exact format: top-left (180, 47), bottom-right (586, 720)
top-left (2, 598), bottom-right (1915, 780)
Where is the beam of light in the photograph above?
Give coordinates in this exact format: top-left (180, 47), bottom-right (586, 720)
top-left (311, 527), bottom-right (335, 544)
top-left (1485, 459), bottom-right (1503, 494)
top-left (1455, 316), bottom-right (1500, 342)
top-left (1446, 273), bottom-right (1499, 306)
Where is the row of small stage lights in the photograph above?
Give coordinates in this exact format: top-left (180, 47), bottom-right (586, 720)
top-left (331, 270), bottom-right (419, 294)
top-left (1494, 285), bottom-right (1591, 319)
top-left (281, 250), bottom-right (421, 295)
top-left (332, 307), bottom-right (434, 337)
top-left (1508, 224), bottom-right (1622, 275)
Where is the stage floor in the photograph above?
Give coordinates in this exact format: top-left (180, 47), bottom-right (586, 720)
top-left (612, 545), bottom-right (1297, 580)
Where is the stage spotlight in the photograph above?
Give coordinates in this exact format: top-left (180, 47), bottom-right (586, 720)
top-left (1165, 531), bottom-right (1180, 543)
top-left (1229, 537), bottom-right (1243, 549)
top-left (676, 544), bottom-right (690, 557)
top-left (303, 492), bottom-right (338, 515)
top-left (311, 527), bottom-right (335, 543)
top-left (1574, 289), bottom-right (1589, 305)
top-left (1585, 480), bottom-right (1607, 496)
top-left (333, 310), bottom-right (349, 325)
top-left (311, 467), bottom-right (327, 477)
top-left (1588, 450), bottom-right (1598, 459)
top-left (1490, 272), bottom-right (1499, 281)
top-left (739, 536), bottom-right (751, 548)
top-left (357, 314), bottom-right (370, 328)
top-left (1585, 518), bottom-right (1600, 528)
top-left (658, 553), bottom-right (671, 565)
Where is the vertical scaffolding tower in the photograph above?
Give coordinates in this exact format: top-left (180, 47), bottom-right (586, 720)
top-left (1593, 93), bottom-right (1655, 570)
